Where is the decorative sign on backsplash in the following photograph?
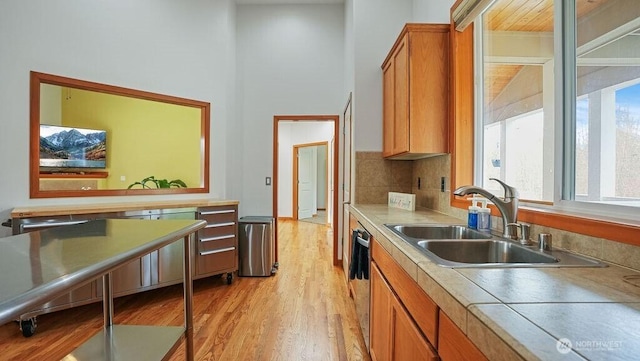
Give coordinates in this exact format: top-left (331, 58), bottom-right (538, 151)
top-left (388, 192), bottom-right (416, 211)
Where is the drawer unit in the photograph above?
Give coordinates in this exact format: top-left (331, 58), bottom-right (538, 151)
top-left (196, 205), bottom-right (238, 284)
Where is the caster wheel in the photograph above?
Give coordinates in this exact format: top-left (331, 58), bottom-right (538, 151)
top-left (226, 273), bottom-right (233, 285)
top-left (20, 319), bottom-right (36, 338)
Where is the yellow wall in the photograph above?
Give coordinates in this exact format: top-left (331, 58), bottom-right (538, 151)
top-left (60, 87), bottom-right (201, 189)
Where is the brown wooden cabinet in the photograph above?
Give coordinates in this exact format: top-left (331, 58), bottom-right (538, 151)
top-left (391, 292), bottom-right (439, 361)
top-left (371, 262), bottom-right (438, 361)
top-left (369, 235), bottom-right (487, 361)
top-left (381, 23), bottom-right (450, 159)
top-left (438, 310), bottom-right (488, 361)
top-left (371, 238), bottom-right (439, 361)
top-left (370, 262), bottom-right (393, 361)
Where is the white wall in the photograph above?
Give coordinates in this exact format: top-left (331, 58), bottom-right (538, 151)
top-left (236, 4), bottom-right (345, 217)
top-left (351, 0), bottom-right (455, 152)
top-left (412, 0), bottom-right (456, 23)
top-left (277, 121), bottom-right (334, 218)
top-left (352, 0), bottom-right (412, 151)
top-left (0, 0), bottom-right (237, 237)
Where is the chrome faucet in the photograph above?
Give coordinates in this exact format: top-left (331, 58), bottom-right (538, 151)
top-left (453, 178), bottom-right (520, 239)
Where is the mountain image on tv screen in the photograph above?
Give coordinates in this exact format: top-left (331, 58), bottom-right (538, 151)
top-left (40, 125), bottom-right (107, 169)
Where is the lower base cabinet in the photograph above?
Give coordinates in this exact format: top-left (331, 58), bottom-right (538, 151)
top-left (438, 310), bottom-right (487, 361)
top-left (369, 236), bottom-right (487, 361)
top-left (370, 262), bottom-right (438, 361)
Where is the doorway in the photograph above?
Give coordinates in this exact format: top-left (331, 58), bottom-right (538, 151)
top-left (273, 115), bottom-right (339, 265)
top-left (293, 142), bottom-right (329, 223)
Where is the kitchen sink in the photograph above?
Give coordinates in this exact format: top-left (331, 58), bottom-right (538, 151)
top-left (384, 224), bottom-right (606, 268)
top-left (417, 239), bottom-right (558, 265)
top-left (387, 224), bottom-right (492, 240)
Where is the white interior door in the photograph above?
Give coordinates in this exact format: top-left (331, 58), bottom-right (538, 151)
top-left (298, 146), bottom-right (314, 219)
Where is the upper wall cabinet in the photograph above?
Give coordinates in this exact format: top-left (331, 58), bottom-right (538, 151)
top-left (382, 24), bottom-right (450, 159)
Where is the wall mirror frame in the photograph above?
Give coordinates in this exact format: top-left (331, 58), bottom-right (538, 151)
top-left (30, 71), bottom-right (210, 198)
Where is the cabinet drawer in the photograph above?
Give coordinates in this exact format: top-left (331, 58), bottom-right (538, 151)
top-left (198, 206), bottom-right (237, 224)
top-left (196, 248), bottom-right (236, 275)
top-left (198, 233), bottom-right (236, 252)
top-left (198, 223), bottom-right (236, 240)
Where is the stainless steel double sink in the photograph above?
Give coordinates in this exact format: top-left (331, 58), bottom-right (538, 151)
top-left (385, 224), bottom-right (606, 268)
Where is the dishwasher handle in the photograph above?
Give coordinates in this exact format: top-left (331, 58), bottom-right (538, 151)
top-left (355, 229), bottom-right (370, 249)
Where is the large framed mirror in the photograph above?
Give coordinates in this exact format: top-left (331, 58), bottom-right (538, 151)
top-left (30, 71), bottom-right (210, 198)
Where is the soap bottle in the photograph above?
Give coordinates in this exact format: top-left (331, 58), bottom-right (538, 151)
top-left (477, 200), bottom-right (491, 232)
top-left (467, 197), bottom-right (480, 229)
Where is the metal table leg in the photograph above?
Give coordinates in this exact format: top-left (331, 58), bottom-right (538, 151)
top-left (183, 234), bottom-right (194, 361)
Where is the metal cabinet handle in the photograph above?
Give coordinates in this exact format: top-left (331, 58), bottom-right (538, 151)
top-left (199, 247), bottom-right (235, 256)
top-left (200, 235), bottom-right (235, 242)
top-left (205, 222), bottom-right (235, 228)
top-left (200, 210), bottom-right (236, 215)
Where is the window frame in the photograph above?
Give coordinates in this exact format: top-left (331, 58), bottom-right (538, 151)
top-left (449, 1), bottom-right (640, 248)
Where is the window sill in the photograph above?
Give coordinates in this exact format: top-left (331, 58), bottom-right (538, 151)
top-left (451, 197), bottom-right (640, 247)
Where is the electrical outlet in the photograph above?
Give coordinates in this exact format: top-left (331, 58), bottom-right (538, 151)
top-left (265, 177), bottom-right (271, 186)
top-left (440, 177), bottom-right (446, 192)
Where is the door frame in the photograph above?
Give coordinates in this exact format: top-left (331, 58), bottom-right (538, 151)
top-left (293, 141), bottom-right (329, 221)
top-left (273, 115), bottom-right (340, 266)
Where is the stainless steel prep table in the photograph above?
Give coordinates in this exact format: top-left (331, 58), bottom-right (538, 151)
top-left (0, 218), bottom-right (206, 360)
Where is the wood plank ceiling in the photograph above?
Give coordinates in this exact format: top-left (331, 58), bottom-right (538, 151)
top-left (484, 0), bottom-right (613, 105)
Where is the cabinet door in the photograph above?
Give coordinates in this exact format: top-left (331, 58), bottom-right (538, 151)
top-left (392, 34), bottom-right (409, 156)
top-left (370, 262), bottom-right (392, 361)
top-left (156, 238), bottom-right (184, 285)
top-left (112, 255), bottom-right (152, 296)
top-left (391, 295), bottom-right (438, 361)
top-left (438, 310), bottom-right (487, 361)
top-left (382, 60), bottom-right (395, 157)
top-left (153, 212), bottom-right (193, 285)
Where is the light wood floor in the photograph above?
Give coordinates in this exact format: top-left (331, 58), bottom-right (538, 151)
top-left (0, 220), bottom-right (370, 361)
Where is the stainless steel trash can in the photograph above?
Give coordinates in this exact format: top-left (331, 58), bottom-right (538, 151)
top-left (238, 216), bottom-right (277, 277)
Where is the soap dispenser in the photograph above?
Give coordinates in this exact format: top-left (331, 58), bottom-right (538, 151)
top-left (477, 199), bottom-right (492, 232)
top-left (467, 197), bottom-right (480, 229)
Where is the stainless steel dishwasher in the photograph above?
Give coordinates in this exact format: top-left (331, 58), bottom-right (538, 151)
top-left (350, 227), bottom-right (370, 351)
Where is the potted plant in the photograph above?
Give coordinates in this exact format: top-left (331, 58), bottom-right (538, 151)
top-left (127, 176), bottom-right (187, 189)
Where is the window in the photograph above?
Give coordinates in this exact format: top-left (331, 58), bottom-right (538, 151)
top-left (482, 110), bottom-right (546, 200)
top-left (573, 81), bottom-right (640, 206)
top-left (475, 0), bottom-right (640, 220)
top-left (477, 0), bottom-right (554, 203)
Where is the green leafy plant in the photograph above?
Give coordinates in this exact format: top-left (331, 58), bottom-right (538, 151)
top-left (127, 176), bottom-right (187, 189)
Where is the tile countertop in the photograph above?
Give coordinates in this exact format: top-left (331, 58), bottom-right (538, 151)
top-left (349, 204), bottom-right (640, 361)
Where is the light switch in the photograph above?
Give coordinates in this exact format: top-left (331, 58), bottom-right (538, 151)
top-left (120, 175), bottom-right (126, 182)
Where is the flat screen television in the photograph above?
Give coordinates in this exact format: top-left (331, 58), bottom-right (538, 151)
top-left (39, 124), bottom-right (107, 171)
